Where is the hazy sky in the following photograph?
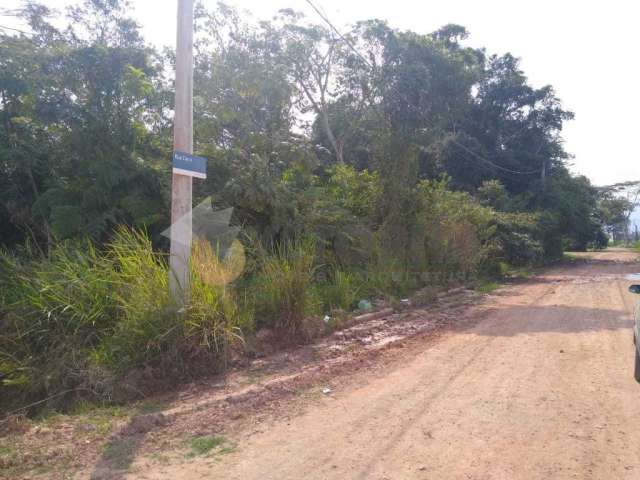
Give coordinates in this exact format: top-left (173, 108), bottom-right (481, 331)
top-left (3, 0), bottom-right (639, 187)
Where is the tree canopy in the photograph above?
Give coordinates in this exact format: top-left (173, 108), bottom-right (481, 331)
top-left (0, 0), bottom-right (608, 255)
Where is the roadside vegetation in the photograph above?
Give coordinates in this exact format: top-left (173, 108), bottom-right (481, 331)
top-left (0, 0), bottom-right (635, 416)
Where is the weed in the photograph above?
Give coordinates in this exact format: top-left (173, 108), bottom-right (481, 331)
top-left (476, 281), bottom-right (500, 294)
top-left (411, 286), bottom-right (438, 306)
top-left (135, 400), bottom-right (165, 415)
top-left (102, 437), bottom-right (137, 470)
top-left (0, 443), bottom-right (17, 458)
top-left (56, 402), bottom-right (127, 435)
top-left (150, 452), bottom-right (171, 465)
top-left (188, 435), bottom-right (228, 457)
top-left (511, 267), bottom-right (532, 279)
top-left (87, 409), bottom-right (128, 435)
top-left (364, 254), bottom-right (417, 299)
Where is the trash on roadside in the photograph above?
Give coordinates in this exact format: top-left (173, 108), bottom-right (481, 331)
top-left (322, 387), bottom-right (332, 395)
top-left (323, 315), bottom-right (331, 323)
top-left (358, 299), bottom-right (372, 311)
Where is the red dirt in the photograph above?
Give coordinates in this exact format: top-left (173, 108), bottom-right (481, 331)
top-left (123, 249), bottom-right (640, 479)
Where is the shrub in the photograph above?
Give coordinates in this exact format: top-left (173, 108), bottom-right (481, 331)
top-left (94, 231), bottom-right (249, 378)
top-left (491, 212), bottom-right (544, 267)
top-left (418, 178), bottom-right (494, 282)
top-left (415, 179), bottom-right (544, 280)
top-left (325, 164), bottom-right (381, 218)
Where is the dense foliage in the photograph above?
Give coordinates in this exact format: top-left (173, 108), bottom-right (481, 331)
top-left (0, 0), bottom-right (613, 411)
top-left (597, 181), bottom-right (640, 244)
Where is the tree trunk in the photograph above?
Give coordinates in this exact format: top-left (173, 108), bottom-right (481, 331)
top-left (320, 110), bottom-right (343, 164)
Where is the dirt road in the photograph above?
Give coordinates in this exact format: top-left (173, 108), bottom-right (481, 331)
top-left (133, 250), bottom-right (640, 480)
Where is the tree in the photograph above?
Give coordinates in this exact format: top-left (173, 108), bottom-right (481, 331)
top-left (0, 0), bottom-right (605, 262)
top-left (272, 11), bottom-right (376, 165)
top-left (545, 173), bottom-right (602, 251)
top-left (598, 181), bottom-right (640, 244)
top-left (0, 0), bottom-right (170, 249)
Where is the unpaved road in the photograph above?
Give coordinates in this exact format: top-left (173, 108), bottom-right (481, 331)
top-left (133, 250), bottom-right (640, 480)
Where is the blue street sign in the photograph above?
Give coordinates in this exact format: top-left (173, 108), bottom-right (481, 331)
top-left (172, 151), bottom-right (207, 179)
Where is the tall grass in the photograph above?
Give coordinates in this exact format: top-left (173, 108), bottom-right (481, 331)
top-left (0, 229), bottom-right (251, 411)
top-left (251, 238), bottom-right (319, 341)
top-left (317, 268), bottom-right (360, 312)
top-left (91, 228), bottom-right (176, 377)
top-left (0, 240), bottom-right (118, 405)
top-left (363, 249), bottom-right (418, 299)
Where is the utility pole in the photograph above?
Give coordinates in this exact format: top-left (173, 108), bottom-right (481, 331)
top-left (170, 0), bottom-right (194, 303)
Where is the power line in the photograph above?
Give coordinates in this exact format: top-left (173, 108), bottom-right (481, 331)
top-left (0, 24), bottom-right (32, 35)
top-left (303, 0), bottom-right (372, 69)
top-left (450, 138), bottom-right (541, 175)
top-left (0, 10), bottom-right (24, 18)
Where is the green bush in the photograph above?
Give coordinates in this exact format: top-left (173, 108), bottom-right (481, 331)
top-left (95, 231), bottom-right (250, 377)
top-left (418, 178), bottom-right (493, 282)
top-left (325, 164), bottom-right (381, 218)
top-left (491, 212), bottom-right (544, 267)
top-left (415, 179), bottom-right (544, 280)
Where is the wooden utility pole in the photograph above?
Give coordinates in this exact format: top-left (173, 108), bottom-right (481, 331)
top-left (169, 0), bottom-right (194, 303)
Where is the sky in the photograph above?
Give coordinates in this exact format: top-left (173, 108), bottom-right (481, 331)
top-left (2, 0), bottom-right (639, 189)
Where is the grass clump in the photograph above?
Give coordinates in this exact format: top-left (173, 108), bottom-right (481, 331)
top-left (251, 238), bottom-right (319, 341)
top-left (317, 268), bottom-right (360, 313)
top-left (509, 266), bottom-right (533, 279)
top-left (475, 281), bottom-right (500, 294)
top-left (0, 240), bottom-right (120, 408)
top-left (363, 255), bottom-right (418, 300)
top-left (188, 435), bottom-right (228, 457)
